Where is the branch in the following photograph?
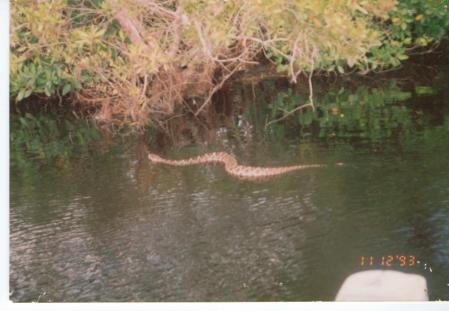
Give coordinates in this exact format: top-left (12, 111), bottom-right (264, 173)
top-left (134, 0), bottom-right (178, 19)
top-left (194, 65), bottom-right (241, 116)
top-left (109, 0), bottom-right (145, 45)
top-left (265, 50), bottom-right (316, 128)
top-left (308, 51), bottom-right (315, 112)
top-left (194, 20), bottom-right (213, 59)
top-left (264, 102), bottom-right (314, 128)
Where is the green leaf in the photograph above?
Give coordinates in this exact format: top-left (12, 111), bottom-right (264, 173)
top-left (24, 88), bottom-right (32, 98)
top-left (62, 84), bottom-right (71, 96)
top-left (415, 86), bottom-right (435, 95)
top-left (16, 89), bottom-right (25, 101)
top-left (276, 64), bottom-right (288, 73)
top-left (44, 86), bottom-right (52, 97)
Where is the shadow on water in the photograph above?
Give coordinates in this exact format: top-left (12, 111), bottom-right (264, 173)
top-left (10, 55), bottom-right (449, 301)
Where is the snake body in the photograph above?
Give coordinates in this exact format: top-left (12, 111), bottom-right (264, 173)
top-left (148, 152), bottom-right (327, 180)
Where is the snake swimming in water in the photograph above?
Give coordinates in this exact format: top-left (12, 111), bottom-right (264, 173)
top-left (148, 152), bottom-right (339, 180)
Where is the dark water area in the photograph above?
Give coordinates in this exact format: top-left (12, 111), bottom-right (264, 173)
top-left (10, 60), bottom-right (449, 301)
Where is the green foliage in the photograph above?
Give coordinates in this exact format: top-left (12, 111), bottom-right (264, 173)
top-left (10, 0), bottom-right (449, 129)
top-left (10, 0), bottom-right (120, 101)
top-left (10, 59), bottom-right (81, 101)
top-left (415, 86), bottom-right (436, 95)
top-left (269, 89), bottom-right (301, 120)
top-left (263, 78), bottom-right (447, 143)
top-left (244, 0), bottom-right (397, 74)
top-left (10, 113), bottom-right (100, 166)
top-left (10, 0), bottom-right (398, 100)
top-left (363, 0), bottom-right (449, 71)
top-left (312, 86), bottom-right (414, 141)
top-left (260, 1), bottom-right (449, 73)
top-left (392, 0), bottom-right (449, 43)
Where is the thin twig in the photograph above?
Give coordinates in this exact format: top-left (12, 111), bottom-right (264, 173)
top-left (140, 74), bottom-right (148, 101)
top-left (194, 65), bottom-right (240, 116)
top-left (265, 102), bottom-right (314, 128)
top-left (308, 53), bottom-right (315, 111)
top-left (265, 50), bottom-right (316, 128)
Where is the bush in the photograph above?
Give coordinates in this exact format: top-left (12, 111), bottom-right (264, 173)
top-left (10, 0), bottom-right (449, 129)
top-left (363, 0), bottom-right (449, 71)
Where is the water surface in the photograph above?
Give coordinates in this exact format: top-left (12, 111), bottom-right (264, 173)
top-left (10, 64), bottom-right (449, 301)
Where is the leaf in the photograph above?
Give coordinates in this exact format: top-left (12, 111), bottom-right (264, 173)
top-left (19, 117), bottom-right (28, 127)
top-left (62, 84), bottom-right (71, 96)
top-left (276, 64), bottom-right (288, 73)
top-left (16, 89), bottom-right (25, 101)
top-left (415, 86), bottom-right (434, 95)
top-left (44, 86), bottom-right (52, 97)
top-left (21, 90), bottom-right (32, 101)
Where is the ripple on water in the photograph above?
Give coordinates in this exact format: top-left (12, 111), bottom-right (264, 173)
top-left (10, 135), bottom-right (449, 301)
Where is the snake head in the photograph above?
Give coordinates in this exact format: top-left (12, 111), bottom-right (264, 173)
top-left (148, 153), bottom-right (163, 163)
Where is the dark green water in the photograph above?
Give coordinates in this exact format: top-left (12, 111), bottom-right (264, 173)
top-left (10, 64), bottom-right (449, 302)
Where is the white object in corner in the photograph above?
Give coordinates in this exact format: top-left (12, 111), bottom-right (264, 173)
top-left (335, 270), bottom-right (428, 301)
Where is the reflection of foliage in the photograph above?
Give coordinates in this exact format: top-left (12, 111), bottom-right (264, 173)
top-left (313, 86), bottom-right (414, 141)
top-left (401, 115), bottom-right (449, 150)
top-left (263, 79), bottom-right (449, 143)
top-left (11, 113), bottom-right (101, 167)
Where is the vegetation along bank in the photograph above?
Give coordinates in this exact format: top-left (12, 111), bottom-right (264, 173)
top-left (10, 0), bottom-right (449, 139)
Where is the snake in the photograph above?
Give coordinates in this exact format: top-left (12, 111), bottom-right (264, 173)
top-left (148, 152), bottom-right (339, 180)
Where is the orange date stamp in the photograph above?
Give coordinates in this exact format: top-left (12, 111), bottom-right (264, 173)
top-left (360, 255), bottom-right (416, 267)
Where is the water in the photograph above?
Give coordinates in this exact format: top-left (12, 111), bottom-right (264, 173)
top-left (9, 61), bottom-right (449, 301)
top-left (10, 129), bottom-right (449, 301)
